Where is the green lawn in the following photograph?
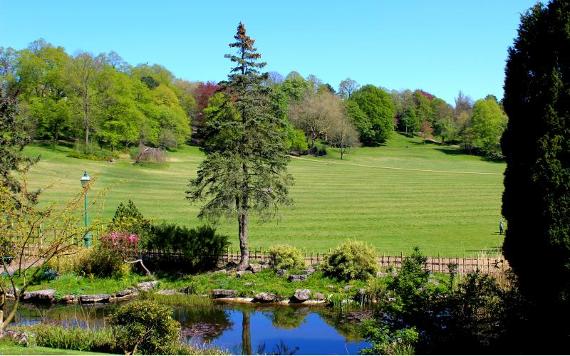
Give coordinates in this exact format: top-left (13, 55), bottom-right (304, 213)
top-left (24, 134), bottom-right (505, 256)
top-left (0, 341), bottom-right (107, 355)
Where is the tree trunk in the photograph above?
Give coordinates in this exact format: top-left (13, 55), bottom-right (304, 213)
top-left (241, 311), bottom-right (252, 355)
top-left (237, 207), bottom-right (249, 271)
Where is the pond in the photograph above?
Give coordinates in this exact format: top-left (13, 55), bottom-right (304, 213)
top-left (10, 300), bottom-right (370, 355)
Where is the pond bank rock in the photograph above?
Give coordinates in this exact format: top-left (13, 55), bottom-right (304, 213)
top-left (59, 295), bottom-right (77, 304)
top-left (288, 274), bottom-right (308, 282)
top-left (113, 288), bottom-right (138, 301)
top-left (291, 289), bottom-right (311, 303)
top-left (253, 292), bottom-right (279, 303)
top-left (22, 289), bottom-right (55, 303)
top-left (211, 289), bottom-right (238, 298)
top-left (79, 294), bottom-right (111, 304)
top-left (247, 264), bottom-right (262, 273)
top-left (136, 281), bottom-right (158, 291)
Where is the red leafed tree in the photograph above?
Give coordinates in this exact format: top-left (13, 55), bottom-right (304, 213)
top-left (192, 81), bottom-right (220, 144)
top-left (420, 120), bottom-right (433, 140)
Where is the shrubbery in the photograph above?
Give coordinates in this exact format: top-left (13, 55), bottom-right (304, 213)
top-left (78, 245), bottom-right (131, 278)
top-left (108, 200), bottom-right (153, 242)
top-left (267, 245), bottom-right (305, 270)
top-left (110, 300), bottom-right (180, 355)
top-left (143, 224), bottom-right (228, 272)
top-left (29, 324), bottom-right (116, 353)
top-left (322, 240), bottom-right (378, 281)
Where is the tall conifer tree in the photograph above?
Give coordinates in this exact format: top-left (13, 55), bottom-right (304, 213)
top-left (187, 23), bottom-right (292, 270)
top-left (502, 0), bottom-right (570, 346)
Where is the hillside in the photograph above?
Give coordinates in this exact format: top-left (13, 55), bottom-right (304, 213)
top-left (24, 134), bottom-right (505, 256)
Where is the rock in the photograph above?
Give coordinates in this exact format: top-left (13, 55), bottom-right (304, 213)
top-left (22, 289), bottom-right (55, 303)
top-left (215, 269), bottom-right (228, 274)
top-left (247, 264), bottom-right (262, 273)
top-left (59, 295), bottom-right (77, 304)
top-left (376, 271), bottom-right (388, 277)
top-left (288, 274), bottom-right (307, 282)
top-left (225, 261), bottom-right (239, 270)
top-left (244, 282), bottom-right (254, 287)
top-left (80, 294), bottom-right (111, 304)
top-left (313, 292), bottom-right (325, 301)
top-left (343, 285), bottom-right (352, 292)
top-left (211, 289), bottom-right (238, 298)
top-left (236, 270), bottom-right (252, 278)
top-left (3, 330), bottom-right (29, 346)
top-left (305, 266), bottom-right (316, 275)
top-left (276, 269), bottom-right (287, 277)
top-left (115, 289), bottom-right (136, 298)
top-left (157, 289), bottom-right (179, 295)
top-left (253, 292), bottom-right (279, 303)
top-left (136, 281), bottom-right (158, 291)
top-left (291, 289), bottom-right (311, 303)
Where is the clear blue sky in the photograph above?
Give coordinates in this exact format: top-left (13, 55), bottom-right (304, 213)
top-left (1, 0), bottom-right (538, 104)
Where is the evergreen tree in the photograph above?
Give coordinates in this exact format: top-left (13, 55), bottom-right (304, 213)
top-left (187, 23), bottom-right (293, 270)
top-left (502, 0), bottom-right (570, 347)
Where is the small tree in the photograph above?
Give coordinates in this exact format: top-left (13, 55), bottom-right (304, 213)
top-left (329, 106), bottom-right (359, 159)
top-left (0, 180), bottom-right (89, 330)
top-left (187, 23), bottom-right (293, 270)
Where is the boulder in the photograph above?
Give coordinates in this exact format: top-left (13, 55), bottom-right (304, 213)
top-left (79, 294), bottom-right (111, 304)
top-left (136, 281), bottom-right (159, 291)
top-left (59, 295), bottom-right (77, 304)
top-left (343, 285), bottom-right (352, 292)
top-left (253, 292), bottom-right (279, 303)
top-left (288, 274), bottom-right (307, 282)
top-left (291, 289), bottom-right (311, 303)
top-left (157, 289), bottom-right (179, 295)
top-left (313, 292), bottom-right (326, 301)
top-left (211, 289), bottom-right (238, 298)
top-left (276, 269), bottom-right (287, 277)
top-left (22, 289), bottom-right (55, 303)
top-left (115, 289), bottom-right (136, 298)
top-left (247, 264), bottom-right (262, 273)
top-left (305, 266), bottom-right (316, 275)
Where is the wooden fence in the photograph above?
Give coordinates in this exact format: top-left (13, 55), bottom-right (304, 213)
top-left (141, 247), bottom-right (508, 276)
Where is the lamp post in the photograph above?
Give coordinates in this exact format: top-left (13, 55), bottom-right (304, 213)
top-left (80, 171), bottom-right (92, 247)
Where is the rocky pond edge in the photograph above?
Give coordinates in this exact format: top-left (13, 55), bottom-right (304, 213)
top-left (6, 282), bottom-right (328, 306)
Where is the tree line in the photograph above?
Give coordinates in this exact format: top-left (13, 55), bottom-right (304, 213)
top-left (2, 39), bottom-right (507, 159)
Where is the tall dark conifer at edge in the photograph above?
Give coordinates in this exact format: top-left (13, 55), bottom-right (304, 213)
top-left (187, 23), bottom-right (293, 270)
top-left (502, 0), bottom-right (570, 346)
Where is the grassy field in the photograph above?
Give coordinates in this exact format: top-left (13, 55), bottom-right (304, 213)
top-left (24, 134), bottom-right (505, 256)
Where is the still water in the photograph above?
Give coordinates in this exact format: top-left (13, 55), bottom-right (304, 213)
top-left (12, 301), bottom-right (370, 355)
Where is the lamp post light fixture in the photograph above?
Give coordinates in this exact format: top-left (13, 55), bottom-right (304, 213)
top-left (80, 171), bottom-right (92, 247)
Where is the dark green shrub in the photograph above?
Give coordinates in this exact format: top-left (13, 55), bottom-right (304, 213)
top-left (267, 245), bottom-right (305, 270)
top-left (143, 224), bottom-right (228, 272)
top-left (322, 240), bottom-right (378, 281)
top-left (362, 322), bottom-right (419, 355)
top-left (108, 200), bottom-right (153, 241)
top-left (110, 300), bottom-right (180, 355)
top-left (79, 246), bottom-right (130, 278)
top-left (29, 325), bottom-right (116, 353)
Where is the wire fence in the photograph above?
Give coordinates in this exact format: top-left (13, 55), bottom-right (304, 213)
top-left (141, 247), bottom-right (508, 276)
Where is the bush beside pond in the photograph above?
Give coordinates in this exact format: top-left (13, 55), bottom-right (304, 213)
top-left (322, 240), bottom-right (378, 281)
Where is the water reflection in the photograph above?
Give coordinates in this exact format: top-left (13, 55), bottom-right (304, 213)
top-left (11, 300), bottom-right (369, 355)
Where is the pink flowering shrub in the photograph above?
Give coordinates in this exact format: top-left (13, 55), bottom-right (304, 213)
top-left (100, 231), bottom-right (139, 259)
